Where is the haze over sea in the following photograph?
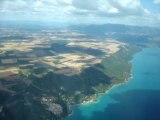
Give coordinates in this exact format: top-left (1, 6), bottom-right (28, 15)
top-left (65, 48), bottom-right (160, 120)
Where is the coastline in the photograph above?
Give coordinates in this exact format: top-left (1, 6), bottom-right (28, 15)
top-left (81, 62), bottom-right (134, 105)
top-left (65, 48), bottom-right (160, 120)
top-left (66, 47), bottom-right (141, 118)
top-left (81, 73), bottom-right (133, 105)
top-left (66, 73), bottom-right (133, 118)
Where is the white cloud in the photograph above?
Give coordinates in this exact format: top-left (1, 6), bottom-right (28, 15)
top-left (0, 0), bottom-right (159, 27)
top-left (72, 0), bottom-right (99, 10)
top-left (153, 0), bottom-right (160, 4)
top-left (108, 7), bottom-right (119, 14)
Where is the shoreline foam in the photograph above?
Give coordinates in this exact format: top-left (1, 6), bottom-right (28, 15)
top-left (81, 71), bottom-right (133, 105)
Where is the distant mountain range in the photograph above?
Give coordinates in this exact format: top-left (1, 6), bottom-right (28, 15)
top-left (69, 24), bottom-right (160, 35)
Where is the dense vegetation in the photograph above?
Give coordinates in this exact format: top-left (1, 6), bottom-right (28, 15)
top-left (0, 45), bottom-right (140, 120)
top-left (1, 24), bottom-right (159, 120)
top-left (98, 45), bottom-right (141, 83)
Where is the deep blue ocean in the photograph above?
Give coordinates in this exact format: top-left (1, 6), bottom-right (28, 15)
top-left (65, 48), bottom-right (160, 120)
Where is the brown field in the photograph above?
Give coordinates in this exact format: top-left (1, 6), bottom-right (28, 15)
top-left (67, 40), bottom-right (126, 56)
top-left (0, 31), bottom-right (126, 76)
top-left (0, 67), bottom-right (19, 79)
top-left (1, 59), bottom-right (18, 64)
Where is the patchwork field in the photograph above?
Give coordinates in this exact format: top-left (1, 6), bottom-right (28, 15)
top-left (0, 29), bottom-right (126, 77)
top-left (0, 27), bottom-right (142, 120)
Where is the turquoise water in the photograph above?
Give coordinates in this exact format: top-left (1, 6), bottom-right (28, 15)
top-left (65, 48), bottom-right (160, 120)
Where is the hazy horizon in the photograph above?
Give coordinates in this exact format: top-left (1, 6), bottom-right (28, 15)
top-left (0, 0), bottom-right (160, 27)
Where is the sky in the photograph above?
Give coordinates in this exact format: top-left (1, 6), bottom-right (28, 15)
top-left (0, 0), bottom-right (160, 27)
